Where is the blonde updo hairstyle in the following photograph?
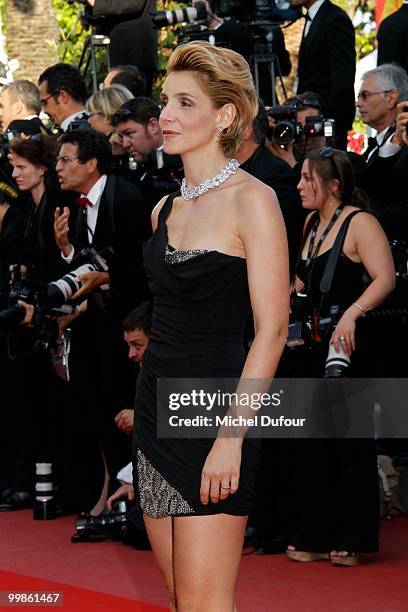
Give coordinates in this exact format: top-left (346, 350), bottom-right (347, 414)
top-left (86, 84), bottom-right (134, 122)
top-left (166, 41), bottom-right (258, 158)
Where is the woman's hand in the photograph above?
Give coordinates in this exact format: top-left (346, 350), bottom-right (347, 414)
top-left (107, 484), bottom-right (134, 512)
top-left (330, 308), bottom-right (358, 355)
top-left (200, 438), bottom-right (242, 505)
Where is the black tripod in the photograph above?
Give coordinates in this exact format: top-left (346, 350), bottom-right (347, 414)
top-left (78, 32), bottom-right (111, 93)
top-left (251, 23), bottom-right (287, 106)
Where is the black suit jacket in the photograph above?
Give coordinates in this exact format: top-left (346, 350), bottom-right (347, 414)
top-left (297, 0), bottom-right (356, 132)
top-left (98, 0), bottom-right (157, 74)
top-left (377, 5), bottom-right (408, 73)
top-left (72, 174), bottom-right (151, 321)
top-left (356, 144), bottom-right (408, 241)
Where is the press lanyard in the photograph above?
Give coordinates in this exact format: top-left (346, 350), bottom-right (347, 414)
top-left (304, 204), bottom-right (344, 288)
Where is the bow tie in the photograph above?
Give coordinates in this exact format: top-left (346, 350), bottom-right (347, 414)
top-left (76, 195), bottom-right (92, 207)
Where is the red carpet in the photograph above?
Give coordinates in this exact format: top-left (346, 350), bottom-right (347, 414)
top-left (0, 569), bottom-right (165, 611)
top-left (1, 511), bottom-right (408, 611)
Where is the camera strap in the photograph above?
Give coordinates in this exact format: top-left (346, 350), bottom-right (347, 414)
top-left (319, 210), bottom-right (364, 295)
top-left (305, 204), bottom-right (344, 270)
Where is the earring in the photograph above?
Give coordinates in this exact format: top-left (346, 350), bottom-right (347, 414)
top-left (329, 196), bottom-right (334, 206)
top-left (215, 125), bottom-right (224, 135)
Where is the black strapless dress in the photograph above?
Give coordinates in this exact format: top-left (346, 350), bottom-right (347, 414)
top-left (133, 193), bottom-right (260, 518)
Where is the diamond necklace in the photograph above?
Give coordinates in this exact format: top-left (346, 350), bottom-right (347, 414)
top-left (180, 158), bottom-right (240, 201)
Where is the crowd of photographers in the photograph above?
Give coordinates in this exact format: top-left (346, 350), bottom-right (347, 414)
top-left (0, 0), bottom-right (407, 555)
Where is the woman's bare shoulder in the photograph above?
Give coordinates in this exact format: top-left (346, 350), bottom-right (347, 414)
top-left (233, 170), bottom-right (280, 214)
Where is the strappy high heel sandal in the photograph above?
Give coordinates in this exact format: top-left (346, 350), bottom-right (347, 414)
top-left (330, 551), bottom-right (363, 567)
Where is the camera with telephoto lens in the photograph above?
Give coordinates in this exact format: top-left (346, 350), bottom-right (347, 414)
top-left (72, 500), bottom-right (129, 543)
top-left (0, 247), bottom-right (113, 345)
top-left (44, 246), bottom-right (113, 310)
top-left (317, 305), bottom-right (351, 378)
top-left (152, 1), bottom-right (207, 28)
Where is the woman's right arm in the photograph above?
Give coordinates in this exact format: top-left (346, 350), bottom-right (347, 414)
top-left (331, 213), bottom-right (395, 353)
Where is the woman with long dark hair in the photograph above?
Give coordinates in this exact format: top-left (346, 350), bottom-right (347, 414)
top-left (287, 147), bottom-right (395, 566)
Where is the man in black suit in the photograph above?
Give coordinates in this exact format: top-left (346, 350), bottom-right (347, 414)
top-left (292, 0), bottom-right (356, 150)
top-left (356, 63), bottom-right (408, 241)
top-left (54, 129), bottom-right (150, 511)
top-left (377, 2), bottom-right (408, 74)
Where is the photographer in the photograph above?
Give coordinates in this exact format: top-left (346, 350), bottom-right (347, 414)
top-left (266, 93), bottom-right (329, 180)
top-left (356, 64), bottom-right (408, 241)
top-left (53, 128), bottom-right (150, 512)
top-left (112, 98), bottom-right (182, 216)
top-left (86, 0), bottom-right (157, 95)
top-left (286, 147), bottom-right (394, 565)
top-left (0, 135), bottom-right (61, 510)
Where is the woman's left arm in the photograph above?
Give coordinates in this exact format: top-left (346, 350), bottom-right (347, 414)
top-left (200, 182), bottom-right (290, 505)
top-left (331, 213), bottom-right (395, 354)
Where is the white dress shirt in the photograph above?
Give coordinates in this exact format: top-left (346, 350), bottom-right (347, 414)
top-left (62, 174), bottom-right (107, 263)
top-left (304, 0), bottom-right (327, 37)
top-left (367, 125), bottom-right (401, 161)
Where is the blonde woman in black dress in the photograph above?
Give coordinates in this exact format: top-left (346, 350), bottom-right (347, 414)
top-left (133, 41), bottom-right (289, 611)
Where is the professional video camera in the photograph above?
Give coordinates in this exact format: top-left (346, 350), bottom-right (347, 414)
top-left (153, 0), bottom-right (301, 28)
top-left (268, 103), bottom-right (335, 146)
top-left (0, 247), bottom-right (112, 346)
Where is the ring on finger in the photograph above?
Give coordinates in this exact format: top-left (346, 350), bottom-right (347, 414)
top-left (220, 484), bottom-right (231, 490)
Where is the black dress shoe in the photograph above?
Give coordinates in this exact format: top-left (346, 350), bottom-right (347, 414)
top-left (0, 491), bottom-right (32, 511)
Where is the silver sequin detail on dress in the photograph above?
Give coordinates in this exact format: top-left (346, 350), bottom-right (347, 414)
top-left (165, 244), bottom-right (208, 264)
top-left (137, 448), bottom-right (195, 518)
